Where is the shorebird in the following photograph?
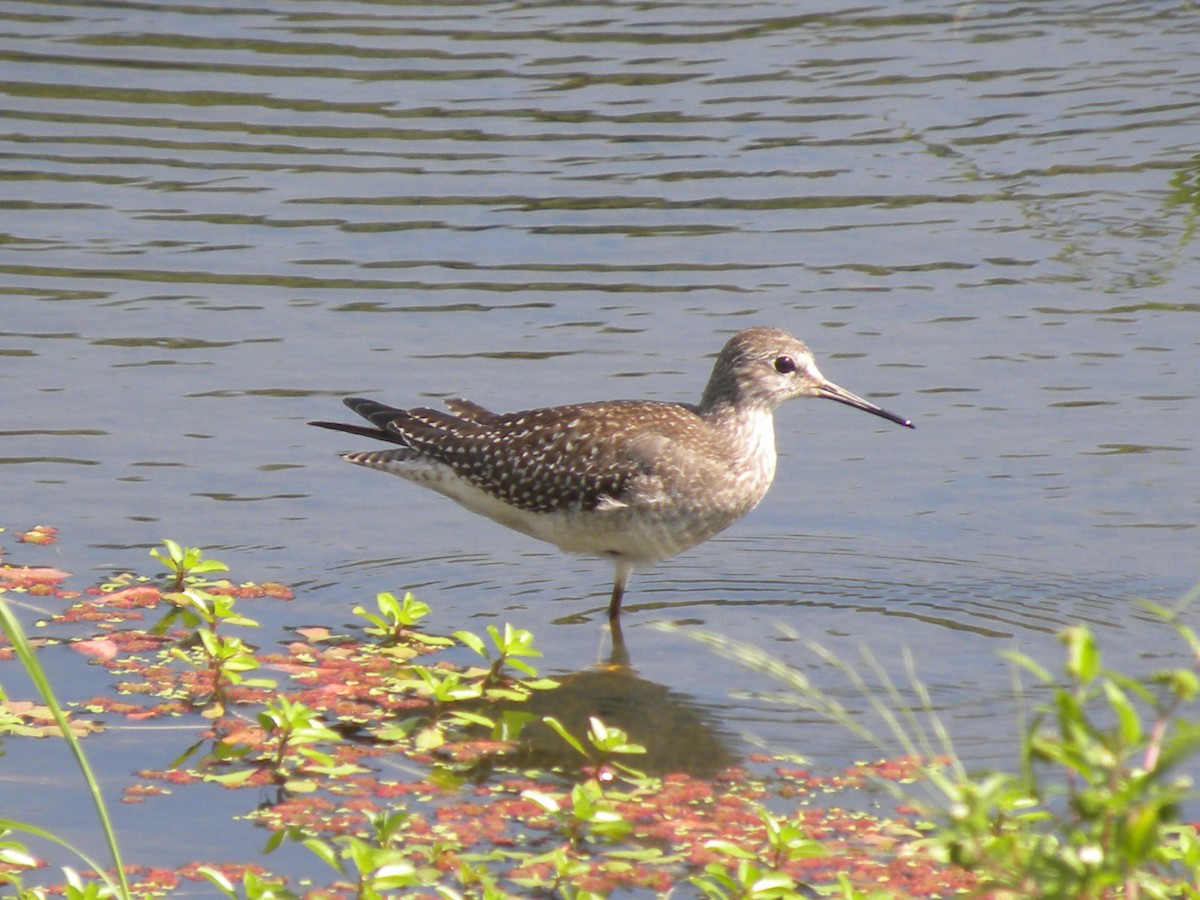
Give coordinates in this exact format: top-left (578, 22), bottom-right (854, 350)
top-left (309, 327), bottom-right (912, 623)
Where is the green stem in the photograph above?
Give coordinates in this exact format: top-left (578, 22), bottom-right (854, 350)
top-left (0, 597), bottom-right (132, 899)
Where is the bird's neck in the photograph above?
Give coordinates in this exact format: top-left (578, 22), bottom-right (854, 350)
top-left (699, 367), bottom-right (772, 415)
top-left (698, 402), bottom-right (779, 514)
top-left (698, 375), bottom-right (739, 413)
top-left (700, 400), bottom-right (777, 466)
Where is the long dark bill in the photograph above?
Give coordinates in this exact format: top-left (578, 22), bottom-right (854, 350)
top-left (307, 419), bottom-right (407, 444)
top-left (817, 382), bottom-right (914, 429)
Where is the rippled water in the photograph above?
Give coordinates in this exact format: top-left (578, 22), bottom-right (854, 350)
top-left (3, 0), bottom-right (1199, 873)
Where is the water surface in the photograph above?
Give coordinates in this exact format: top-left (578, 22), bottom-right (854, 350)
top-left (2, 0), bottom-right (1199, 875)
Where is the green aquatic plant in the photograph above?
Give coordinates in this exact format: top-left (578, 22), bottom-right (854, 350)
top-left (373, 621), bottom-right (557, 755)
top-left (164, 587), bottom-right (273, 715)
top-left (691, 808), bottom-right (830, 899)
top-left (275, 810), bottom-right (427, 899)
top-left (205, 696), bottom-right (358, 791)
top-left (455, 622), bottom-right (548, 690)
top-left (543, 714), bottom-right (649, 783)
top-left (354, 590), bottom-right (449, 646)
top-left (921, 616), bottom-right (1200, 899)
top-left (12, 529), bottom-right (1130, 897)
top-left (146, 544), bottom-right (272, 714)
top-left (522, 779), bottom-right (634, 849)
top-left (150, 539), bottom-right (229, 593)
top-left (689, 855), bottom-right (799, 900)
top-left (198, 866), bottom-right (296, 900)
top-left (674, 587), bottom-right (1200, 900)
top-left (508, 846), bottom-right (606, 899)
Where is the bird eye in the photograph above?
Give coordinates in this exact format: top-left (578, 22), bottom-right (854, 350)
top-left (773, 356), bottom-right (796, 374)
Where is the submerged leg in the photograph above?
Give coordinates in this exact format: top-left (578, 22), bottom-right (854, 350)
top-left (607, 562), bottom-right (632, 622)
top-left (607, 614), bottom-right (629, 668)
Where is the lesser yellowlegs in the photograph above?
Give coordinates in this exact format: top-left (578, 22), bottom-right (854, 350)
top-left (309, 327), bottom-right (913, 622)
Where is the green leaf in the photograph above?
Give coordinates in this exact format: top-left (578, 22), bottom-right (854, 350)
top-left (448, 710), bottom-right (496, 728)
top-left (414, 725), bottom-right (445, 751)
top-left (703, 839), bottom-right (759, 860)
top-left (1101, 680), bottom-right (1142, 747)
top-left (521, 789), bottom-right (562, 815)
top-left (1154, 720), bottom-right (1200, 774)
top-left (196, 866), bottom-right (236, 894)
top-left (589, 716), bottom-right (610, 744)
top-left (1159, 668), bottom-right (1200, 701)
top-left (542, 716), bottom-right (588, 757)
top-left (301, 837), bottom-right (343, 873)
top-left (748, 871), bottom-right (796, 892)
top-left (0, 842), bottom-right (38, 868)
top-left (1002, 648), bottom-right (1052, 683)
top-left (455, 630), bottom-right (486, 656)
top-left (205, 768), bottom-right (258, 787)
top-left (262, 828), bottom-right (288, 855)
top-left (1123, 803), bottom-right (1162, 863)
top-left (1062, 626), bottom-right (1099, 684)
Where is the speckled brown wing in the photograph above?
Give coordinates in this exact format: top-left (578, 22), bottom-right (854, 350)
top-left (376, 400), bottom-right (717, 516)
top-left (442, 398), bottom-right (499, 423)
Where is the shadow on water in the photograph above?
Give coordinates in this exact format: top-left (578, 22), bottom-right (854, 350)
top-left (492, 662), bottom-right (739, 779)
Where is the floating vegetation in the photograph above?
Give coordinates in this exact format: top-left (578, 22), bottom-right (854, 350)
top-left (5, 528), bottom-right (1197, 898)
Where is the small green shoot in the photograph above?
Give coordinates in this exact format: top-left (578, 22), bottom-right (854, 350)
top-left (198, 866), bottom-right (297, 899)
top-left (690, 857), bottom-right (798, 900)
top-left (695, 809), bottom-right (826, 899)
top-left (354, 591), bottom-right (451, 647)
top-left (455, 623), bottom-right (546, 688)
top-left (163, 588), bottom-right (273, 714)
top-left (543, 715), bottom-right (648, 782)
top-left (150, 539), bottom-right (229, 592)
top-left (206, 697), bottom-right (357, 791)
top-left (522, 779), bottom-right (633, 848)
top-left (281, 811), bottom-right (427, 899)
